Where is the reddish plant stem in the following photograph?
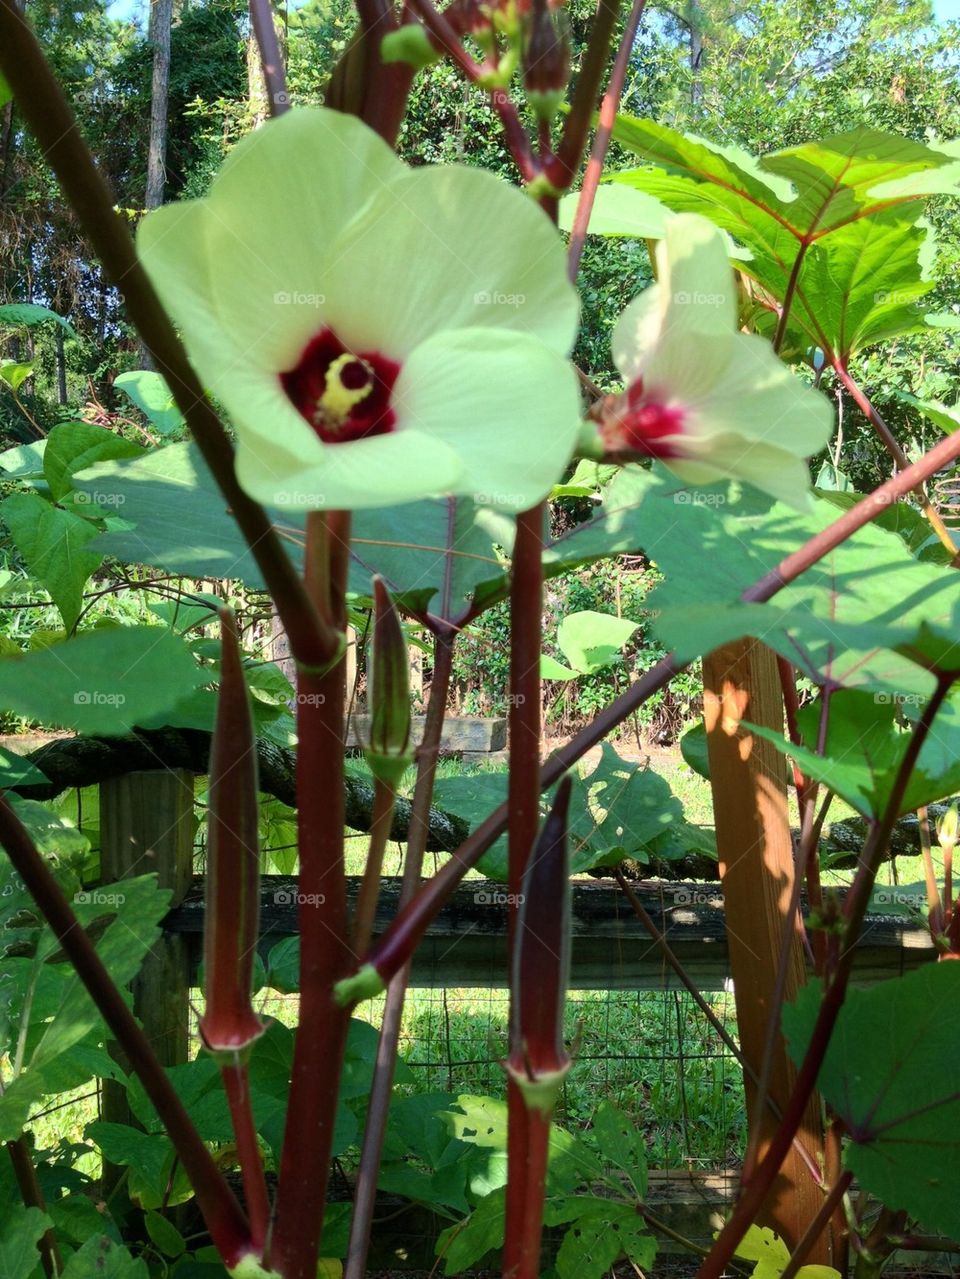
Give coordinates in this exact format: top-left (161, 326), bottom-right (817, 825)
top-left (831, 358), bottom-right (959, 560)
top-left (0, 793), bottom-right (252, 1266)
top-left (353, 0), bottom-right (415, 145)
top-left (0, 3), bottom-right (337, 670)
top-left (271, 513), bottom-right (353, 1279)
top-left (222, 1059), bottom-right (271, 1251)
top-left (352, 776), bottom-right (397, 957)
top-left (357, 424), bottom-right (960, 987)
top-left (779, 1170), bottom-right (854, 1279)
top-left (824, 1119), bottom-right (849, 1275)
top-left (344, 632), bottom-right (456, 1279)
top-left (250, 0), bottom-right (289, 115)
top-left (6, 1136), bottom-right (62, 1277)
top-left (506, 1108), bottom-right (552, 1279)
top-left (772, 239), bottom-right (811, 354)
top-left (403, 0), bottom-right (538, 182)
top-left (566, 0), bottom-right (647, 281)
top-left (699, 678), bottom-right (952, 1279)
top-left (548, 0), bottom-right (622, 191)
top-left (503, 504), bottom-right (546, 1279)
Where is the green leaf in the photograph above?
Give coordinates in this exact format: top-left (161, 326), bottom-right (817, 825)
top-left (436, 1186), bottom-right (506, 1273)
top-left (0, 440), bottom-right (46, 482)
top-left (0, 360), bottom-right (34, 393)
top-left (733, 1224), bottom-right (840, 1279)
top-left (43, 422), bottom-right (143, 502)
top-left (0, 73), bottom-right (11, 110)
top-left (75, 442), bottom-right (511, 616)
top-left (0, 626), bottom-right (206, 734)
top-left (679, 722), bottom-right (710, 780)
top-left (783, 965), bottom-right (960, 1239)
top-left (0, 303), bottom-right (77, 338)
top-left (145, 1211), bottom-right (186, 1258)
top-left (433, 772), bottom-right (509, 877)
top-left (548, 1198), bottom-right (656, 1279)
top-left (555, 610), bottom-right (639, 675)
top-left (541, 653), bottom-right (577, 681)
top-left (0, 1205), bottom-right (53, 1279)
top-left (114, 370), bottom-right (185, 435)
top-left (1, 492), bottom-right (103, 629)
top-left (747, 689), bottom-right (960, 819)
top-left (0, 745), bottom-right (49, 789)
top-left (588, 1101), bottom-right (648, 1195)
top-left (557, 184), bottom-right (670, 239)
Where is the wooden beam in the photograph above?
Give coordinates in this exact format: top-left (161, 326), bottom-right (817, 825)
top-left (703, 642), bottom-right (827, 1258)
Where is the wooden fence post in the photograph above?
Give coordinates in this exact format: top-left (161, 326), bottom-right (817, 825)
top-left (702, 642), bottom-right (828, 1259)
top-left (98, 770), bottom-right (195, 1186)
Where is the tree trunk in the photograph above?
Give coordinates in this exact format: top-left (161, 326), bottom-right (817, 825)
top-left (55, 323), bottom-right (67, 404)
top-left (145, 0), bottom-right (173, 212)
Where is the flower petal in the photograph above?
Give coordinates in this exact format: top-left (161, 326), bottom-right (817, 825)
top-left (235, 422), bottom-right (465, 511)
top-left (668, 438), bottom-right (819, 510)
top-left (613, 213), bottom-right (737, 396)
top-left (688, 333), bottom-right (833, 457)
top-left (203, 108), bottom-right (406, 369)
top-left (322, 165), bottom-right (579, 359)
top-left (395, 328), bottom-right (580, 510)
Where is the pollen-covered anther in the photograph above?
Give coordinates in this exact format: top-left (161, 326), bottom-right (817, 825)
top-left (317, 353), bottom-right (375, 424)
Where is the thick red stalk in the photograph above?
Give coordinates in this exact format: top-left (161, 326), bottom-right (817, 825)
top-left (504, 504), bottom-right (546, 1277)
top-left (0, 2), bottom-right (338, 670)
top-left (547, 0), bottom-right (622, 191)
top-left (505, 779), bottom-right (573, 1279)
top-left (270, 513), bottom-right (353, 1279)
top-left (0, 794), bottom-right (252, 1266)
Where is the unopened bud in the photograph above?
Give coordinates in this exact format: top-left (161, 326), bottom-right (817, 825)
top-left (365, 578), bottom-right (413, 788)
top-left (938, 803), bottom-right (959, 850)
top-left (523, 6), bottom-right (569, 120)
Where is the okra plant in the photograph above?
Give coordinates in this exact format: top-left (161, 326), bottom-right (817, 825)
top-left (2, 0), bottom-right (960, 1277)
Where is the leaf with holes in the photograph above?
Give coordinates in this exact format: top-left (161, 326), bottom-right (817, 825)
top-left (783, 964), bottom-right (960, 1238)
top-left (546, 1198), bottom-right (656, 1279)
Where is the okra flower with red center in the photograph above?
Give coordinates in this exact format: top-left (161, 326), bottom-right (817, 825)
top-left (137, 108), bottom-right (580, 512)
top-left (588, 213), bottom-right (833, 509)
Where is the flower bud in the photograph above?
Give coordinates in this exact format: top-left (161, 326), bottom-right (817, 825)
top-left (523, 6), bottom-right (569, 121)
top-left (365, 577), bottom-right (413, 788)
top-left (381, 22), bottom-right (442, 68)
top-left (505, 776), bottom-right (573, 1113)
top-left (200, 608), bottom-right (265, 1056)
top-left (938, 803), bottom-right (959, 851)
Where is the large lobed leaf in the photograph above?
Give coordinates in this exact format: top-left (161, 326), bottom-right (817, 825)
top-left (784, 965), bottom-right (960, 1239)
